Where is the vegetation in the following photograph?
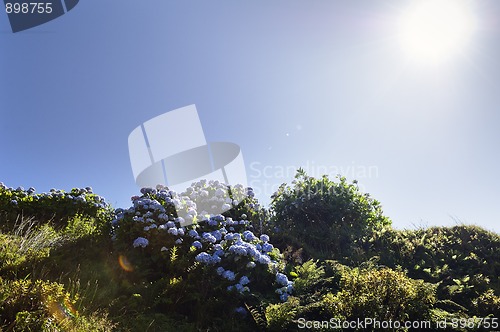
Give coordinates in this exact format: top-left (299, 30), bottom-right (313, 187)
top-left (1, 172), bottom-right (499, 331)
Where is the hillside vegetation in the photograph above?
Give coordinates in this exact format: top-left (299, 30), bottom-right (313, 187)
top-left (1, 171), bottom-right (499, 331)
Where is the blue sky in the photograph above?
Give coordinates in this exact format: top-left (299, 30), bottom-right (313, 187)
top-left (1, 0), bottom-right (499, 232)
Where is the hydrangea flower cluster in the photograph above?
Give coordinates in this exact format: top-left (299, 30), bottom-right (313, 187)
top-left (275, 272), bottom-right (294, 301)
top-left (0, 182), bottom-right (112, 228)
top-left (0, 183), bottom-right (107, 209)
top-left (112, 180), bottom-right (293, 302)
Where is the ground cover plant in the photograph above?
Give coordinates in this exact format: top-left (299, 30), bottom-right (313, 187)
top-left (1, 173), bottom-right (499, 331)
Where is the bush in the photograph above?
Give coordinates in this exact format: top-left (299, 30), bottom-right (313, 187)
top-left (322, 266), bottom-right (437, 322)
top-left (111, 181), bottom-right (293, 328)
top-left (0, 183), bottom-right (113, 232)
top-left (269, 169), bottom-right (391, 261)
top-left (367, 225), bottom-right (500, 313)
top-left (0, 278), bottom-right (114, 331)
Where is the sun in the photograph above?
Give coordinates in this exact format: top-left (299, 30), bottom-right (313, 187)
top-left (397, 0), bottom-right (477, 65)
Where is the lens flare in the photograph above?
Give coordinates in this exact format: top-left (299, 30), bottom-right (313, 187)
top-left (118, 255), bottom-right (134, 272)
top-left (48, 299), bottom-right (77, 322)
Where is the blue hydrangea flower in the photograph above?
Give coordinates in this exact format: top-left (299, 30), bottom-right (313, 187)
top-left (195, 252), bottom-right (212, 264)
top-left (214, 249), bottom-right (225, 257)
top-left (276, 273), bottom-right (289, 286)
top-left (260, 234), bottom-right (270, 242)
top-left (235, 283), bottom-right (245, 293)
top-left (243, 230), bottom-right (256, 242)
top-left (222, 270), bottom-right (236, 281)
top-left (216, 267), bottom-right (225, 275)
top-left (168, 228), bottom-right (178, 236)
top-left (202, 232), bottom-right (217, 244)
top-left (258, 254), bottom-right (271, 265)
top-left (133, 237), bottom-right (149, 248)
top-left (239, 276), bottom-right (250, 285)
top-left (280, 293), bottom-right (289, 302)
top-left (192, 241), bottom-right (202, 249)
top-left (188, 229), bottom-right (199, 238)
top-left (262, 243), bottom-right (274, 253)
top-left (210, 254), bottom-right (221, 264)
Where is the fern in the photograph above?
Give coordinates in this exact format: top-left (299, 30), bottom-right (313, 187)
top-left (293, 260), bottom-right (325, 294)
top-left (245, 303), bottom-right (267, 330)
top-left (169, 246), bottom-right (178, 262)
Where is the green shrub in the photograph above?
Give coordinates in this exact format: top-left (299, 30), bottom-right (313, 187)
top-left (367, 225), bottom-right (500, 313)
top-left (473, 289), bottom-right (500, 317)
top-left (323, 266), bottom-right (436, 322)
top-left (0, 278), bottom-right (114, 331)
top-left (269, 169), bottom-right (391, 261)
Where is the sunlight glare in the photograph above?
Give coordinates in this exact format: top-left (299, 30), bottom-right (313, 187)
top-left (397, 0), bottom-right (477, 65)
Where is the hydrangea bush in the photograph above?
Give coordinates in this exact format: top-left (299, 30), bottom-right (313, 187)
top-left (111, 180), bottom-right (293, 324)
top-left (0, 182), bottom-right (113, 231)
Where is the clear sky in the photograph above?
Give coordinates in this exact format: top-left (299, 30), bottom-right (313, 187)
top-left (1, 0), bottom-right (499, 232)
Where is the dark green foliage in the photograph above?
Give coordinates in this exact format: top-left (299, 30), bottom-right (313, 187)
top-left (269, 169), bottom-right (391, 261)
top-left (323, 265), bottom-right (437, 322)
top-left (366, 225), bottom-right (500, 315)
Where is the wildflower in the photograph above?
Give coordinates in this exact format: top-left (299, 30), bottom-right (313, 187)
top-left (280, 293), bottom-right (289, 302)
top-left (10, 199), bottom-right (18, 205)
top-left (246, 261), bottom-right (256, 269)
top-left (133, 237), bottom-right (149, 248)
top-left (175, 239), bottom-right (183, 244)
top-left (192, 241), bottom-right (202, 249)
top-left (168, 228), bottom-right (178, 236)
top-left (216, 267), bottom-right (225, 275)
top-left (188, 229), bottom-right (199, 238)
